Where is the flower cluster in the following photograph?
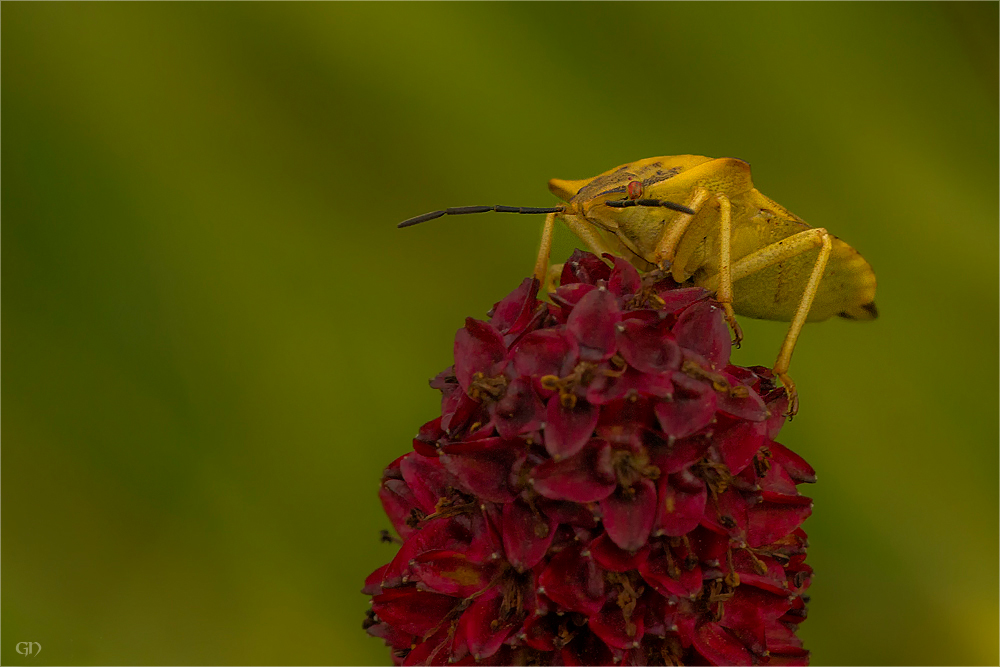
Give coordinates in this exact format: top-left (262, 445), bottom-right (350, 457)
top-left (364, 251), bottom-right (815, 665)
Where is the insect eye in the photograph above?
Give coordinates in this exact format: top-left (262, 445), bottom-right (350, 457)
top-left (626, 180), bottom-right (643, 199)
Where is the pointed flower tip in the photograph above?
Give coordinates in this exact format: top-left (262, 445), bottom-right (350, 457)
top-left (365, 250), bottom-right (815, 665)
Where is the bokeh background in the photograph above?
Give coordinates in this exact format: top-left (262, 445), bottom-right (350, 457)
top-left (3, 3), bottom-right (997, 665)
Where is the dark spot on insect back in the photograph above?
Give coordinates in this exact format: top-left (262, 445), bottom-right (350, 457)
top-left (575, 170), bottom-right (638, 200)
top-left (641, 167), bottom-right (681, 188)
top-left (595, 185), bottom-right (628, 197)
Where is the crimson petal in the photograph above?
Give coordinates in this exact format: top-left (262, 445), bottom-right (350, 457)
top-left (536, 497), bottom-right (601, 528)
top-left (748, 501), bottom-right (812, 548)
top-left (379, 477), bottom-right (421, 540)
top-left (633, 371), bottom-right (675, 399)
top-left (702, 486), bottom-right (750, 540)
top-left (654, 469), bottom-right (708, 537)
top-left (716, 373), bottom-right (769, 421)
top-left (363, 564), bottom-right (390, 596)
top-left (674, 301), bottom-right (731, 369)
top-left (720, 585), bottom-right (792, 656)
top-left (465, 505), bottom-right (504, 563)
top-left (584, 365), bottom-right (643, 405)
top-left (769, 441), bottom-right (817, 484)
top-left (715, 420), bottom-right (767, 476)
top-left (371, 586), bottom-right (459, 637)
top-left (763, 390), bottom-right (791, 439)
top-left (488, 277), bottom-right (540, 337)
top-left (502, 497), bottom-right (557, 571)
top-left (544, 395), bottom-right (600, 460)
top-left (731, 550), bottom-right (788, 595)
top-left (413, 416), bottom-right (444, 455)
top-left (766, 617), bottom-right (809, 656)
top-left (616, 318), bottom-right (682, 374)
top-left (381, 516), bottom-right (471, 589)
top-left (512, 329), bottom-right (578, 380)
top-left (520, 613), bottom-right (558, 651)
top-left (459, 589), bottom-right (518, 660)
top-left (440, 438), bottom-right (523, 503)
top-left (782, 593), bottom-right (809, 623)
top-left (399, 453), bottom-right (453, 515)
top-left (531, 439), bottom-right (616, 503)
top-left (491, 377), bottom-right (545, 439)
top-left (601, 478), bottom-right (658, 551)
top-left (758, 457), bottom-right (803, 500)
top-left (652, 436), bottom-right (711, 474)
top-left (639, 540), bottom-right (702, 599)
top-left (590, 598), bottom-right (646, 649)
top-left (537, 543), bottom-right (608, 615)
top-left (365, 620), bottom-right (413, 652)
top-left (402, 627), bottom-right (456, 666)
top-left (606, 254), bottom-right (642, 298)
top-left (589, 532), bottom-right (651, 572)
top-left (692, 622), bottom-right (753, 666)
top-left (655, 377), bottom-right (717, 440)
top-left (589, 365), bottom-right (671, 406)
top-left (642, 591), bottom-right (678, 637)
top-left (567, 288), bottom-right (620, 362)
top-left (442, 392), bottom-right (487, 436)
top-left (454, 318), bottom-right (508, 392)
top-left (655, 286), bottom-right (710, 314)
top-left (561, 249), bottom-right (612, 285)
top-left (409, 550), bottom-right (497, 598)
top-left (550, 282), bottom-right (597, 317)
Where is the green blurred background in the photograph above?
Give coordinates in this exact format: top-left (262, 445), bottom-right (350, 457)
top-left (3, 3), bottom-right (997, 665)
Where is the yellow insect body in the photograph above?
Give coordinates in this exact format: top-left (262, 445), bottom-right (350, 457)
top-left (399, 155), bottom-right (877, 414)
top-left (548, 156), bottom-right (877, 323)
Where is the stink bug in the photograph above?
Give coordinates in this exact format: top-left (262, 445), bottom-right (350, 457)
top-left (399, 155), bottom-right (878, 415)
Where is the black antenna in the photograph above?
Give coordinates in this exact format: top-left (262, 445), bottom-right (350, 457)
top-left (605, 199), bottom-right (695, 215)
top-left (398, 205), bottom-right (566, 228)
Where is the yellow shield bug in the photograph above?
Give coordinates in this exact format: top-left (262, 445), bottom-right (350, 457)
top-left (399, 155), bottom-right (877, 415)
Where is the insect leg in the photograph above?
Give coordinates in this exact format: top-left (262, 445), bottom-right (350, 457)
top-left (533, 212), bottom-right (557, 282)
top-left (650, 188), bottom-right (742, 344)
top-left (772, 229), bottom-right (832, 417)
top-left (560, 214), bottom-right (618, 256)
top-left (700, 227), bottom-right (832, 416)
top-left (713, 194), bottom-right (744, 347)
top-left (700, 227), bottom-right (831, 290)
top-left (651, 187), bottom-right (712, 265)
top-left (533, 213), bottom-right (618, 285)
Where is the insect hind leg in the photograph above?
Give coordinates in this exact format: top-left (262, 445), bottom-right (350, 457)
top-left (701, 226), bottom-right (832, 416)
top-left (772, 229), bottom-right (832, 416)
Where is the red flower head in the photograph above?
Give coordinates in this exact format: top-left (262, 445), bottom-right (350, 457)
top-left (364, 251), bottom-right (815, 666)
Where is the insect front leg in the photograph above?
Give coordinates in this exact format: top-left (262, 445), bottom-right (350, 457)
top-left (702, 227), bottom-right (833, 416)
top-left (712, 193), bottom-right (743, 347)
top-left (533, 212), bottom-right (618, 284)
top-left (655, 189), bottom-right (742, 346)
top-left (652, 187), bottom-right (712, 265)
top-left (533, 212), bottom-right (558, 282)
